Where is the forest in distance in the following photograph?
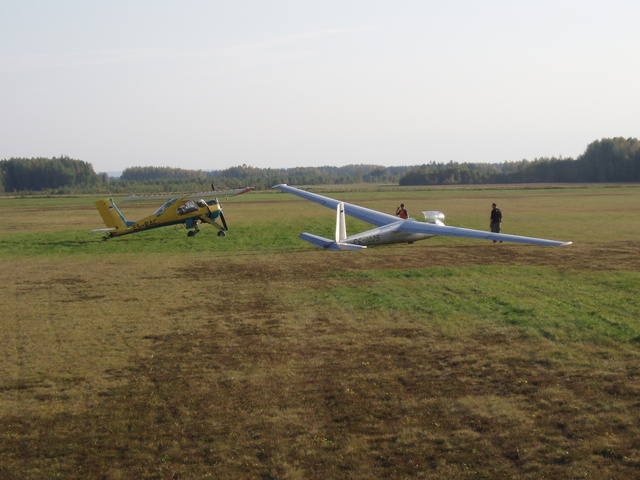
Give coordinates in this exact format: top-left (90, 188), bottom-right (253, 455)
top-left (1, 137), bottom-right (638, 194)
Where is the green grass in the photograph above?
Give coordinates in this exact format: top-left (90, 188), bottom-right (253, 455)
top-left (319, 267), bottom-right (640, 344)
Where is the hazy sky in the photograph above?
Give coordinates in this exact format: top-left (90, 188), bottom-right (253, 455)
top-left (2, 1), bottom-right (638, 173)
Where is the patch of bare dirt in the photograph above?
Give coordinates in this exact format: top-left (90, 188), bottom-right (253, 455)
top-left (179, 241), bottom-right (640, 285)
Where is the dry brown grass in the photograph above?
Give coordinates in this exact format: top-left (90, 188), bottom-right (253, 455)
top-left (2, 243), bottom-right (640, 479)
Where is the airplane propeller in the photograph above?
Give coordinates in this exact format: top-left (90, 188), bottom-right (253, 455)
top-left (218, 210), bottom-right (228, 237)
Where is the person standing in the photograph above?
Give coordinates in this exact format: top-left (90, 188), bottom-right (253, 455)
top-left (396, 203), bottom-right (408, 219)
top-left (490, 202), bottom-right (502, 242)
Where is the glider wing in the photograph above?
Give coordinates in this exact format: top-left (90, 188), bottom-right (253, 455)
top-left (397, 220), bottom-right (572, 246)
top-left (273, 184), bottom-right (397, 227)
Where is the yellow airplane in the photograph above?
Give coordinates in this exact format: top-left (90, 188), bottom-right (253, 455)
top-left (93, 187), bottom-right (254, 240)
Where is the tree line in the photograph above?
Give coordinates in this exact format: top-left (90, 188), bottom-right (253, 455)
top-left (1, 137), bottom-right (638, 194)
top-left (399, 137), bottom-right (640, 185)
top-left (0, 156), bottom-right (107, 193)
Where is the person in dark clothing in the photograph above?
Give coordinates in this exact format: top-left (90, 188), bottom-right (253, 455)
top-left (490, 202), bottom-right (502, 242)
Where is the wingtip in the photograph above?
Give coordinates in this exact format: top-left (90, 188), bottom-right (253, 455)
top-left (232, 186), bottom-right (256, 196)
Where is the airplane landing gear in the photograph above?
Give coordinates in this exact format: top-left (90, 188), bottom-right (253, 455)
top-left (217, 230), bottom-right (226, 237)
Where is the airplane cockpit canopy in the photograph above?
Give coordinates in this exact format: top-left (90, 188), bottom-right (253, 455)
top-left (177, 200), bottom-right (199, 216)
top-left (154, 198), bottom-right (177, 217)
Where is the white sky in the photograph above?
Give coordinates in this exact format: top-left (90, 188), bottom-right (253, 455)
top-left (1, 0), bottom-right (638, 173)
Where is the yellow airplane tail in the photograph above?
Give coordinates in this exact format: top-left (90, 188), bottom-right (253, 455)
top-left (95, 199), bottom-right (128, 229)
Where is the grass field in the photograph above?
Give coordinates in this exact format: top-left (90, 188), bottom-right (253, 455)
top-left (1, 184), bottom-right (639, 479)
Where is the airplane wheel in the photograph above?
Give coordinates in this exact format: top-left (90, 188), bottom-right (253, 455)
top-left (217, 231), bottom-right (226, 237)
top-left (187, 231), bottom-right (196, 237)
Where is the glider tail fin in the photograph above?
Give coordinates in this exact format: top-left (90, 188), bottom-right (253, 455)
top-left (95, 199), bottom-right (128, 230)
top-left (298, 204), bottom-right (365, 250)
top-left (335, 202), bottom-right (347, 242)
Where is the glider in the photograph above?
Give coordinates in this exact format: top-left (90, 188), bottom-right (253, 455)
top-left (93, 187), bottom-right (254, 239)
top-left (273, 184), bottom-right (571, 250)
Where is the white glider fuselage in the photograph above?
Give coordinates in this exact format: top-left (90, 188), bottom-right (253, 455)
top-left (344, 220), bottom-right (435, 246)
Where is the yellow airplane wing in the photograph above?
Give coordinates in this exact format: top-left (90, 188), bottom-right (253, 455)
top-left (119, 187), bottom-right (254, 204)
